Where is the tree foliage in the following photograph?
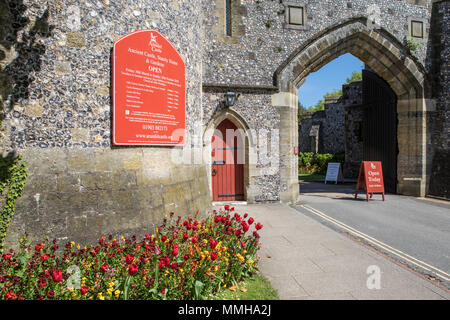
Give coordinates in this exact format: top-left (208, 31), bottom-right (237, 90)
top-left (346, 71), bottom-right (362, 83)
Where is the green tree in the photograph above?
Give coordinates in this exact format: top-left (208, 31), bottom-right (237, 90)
top-left (324, 88), bottom-right (343, 97)
top-left (346, 71), bottom-right (362, 83)
top-left (298, 101), bottom-right (309, 124)
top-left (309, 99), bottom-right (324, 112)
top-left (306, 88), bottom-right (342, 112)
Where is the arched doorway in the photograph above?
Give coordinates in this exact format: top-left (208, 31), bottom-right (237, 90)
top-left (211, 119), bottom-right (245, 201)
top-left (362, 69), bottom-right (398, 194)
top-left (274, 17), bottom-right (430, 200)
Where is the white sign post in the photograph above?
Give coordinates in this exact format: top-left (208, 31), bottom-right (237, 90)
top-left (325, 162), bottom-right (344, 184)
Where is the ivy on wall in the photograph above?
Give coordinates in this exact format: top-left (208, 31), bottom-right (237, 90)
top-left (0, 1), bottom-right (50, 251)
top-left (0, 154), bottom-right (27, 252)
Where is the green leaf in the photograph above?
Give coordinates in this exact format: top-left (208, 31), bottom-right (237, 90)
top-left (123, 276), bottom-right (132, 300)
top-left (194, 280), bottom-right (204, 300)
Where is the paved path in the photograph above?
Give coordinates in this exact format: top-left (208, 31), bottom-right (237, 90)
top-left (215, 203), bottom-right (450, 300)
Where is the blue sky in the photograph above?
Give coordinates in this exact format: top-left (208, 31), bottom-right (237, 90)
top-left (298, 53), bottom-right (364, 109)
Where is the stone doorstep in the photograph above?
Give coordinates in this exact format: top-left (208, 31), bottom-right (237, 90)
top-left (212, 201), bottom-right (248, 206)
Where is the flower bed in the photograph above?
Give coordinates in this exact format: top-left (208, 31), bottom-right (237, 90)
top-left (0, 206), bottom-right (263, 300)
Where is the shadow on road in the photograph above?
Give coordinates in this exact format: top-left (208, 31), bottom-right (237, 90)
top-left (299, 181), bottom-right (394, 201)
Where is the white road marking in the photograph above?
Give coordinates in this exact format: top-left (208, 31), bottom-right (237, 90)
top-left (300, 204), bottom-right (450, 282)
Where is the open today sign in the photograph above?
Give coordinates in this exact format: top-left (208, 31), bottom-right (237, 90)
top-left (112, 29), bottom-right (186, 146)
top-left (355, 161), bottom-right (386, 201)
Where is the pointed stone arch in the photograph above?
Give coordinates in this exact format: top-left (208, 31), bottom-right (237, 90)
top-left (203, 108), bottom-right (254, 202)
top-left (273, 17), bottom-right (430, 200)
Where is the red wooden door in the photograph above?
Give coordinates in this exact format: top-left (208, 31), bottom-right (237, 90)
top-left (212, 119), bottom-right (244, 201)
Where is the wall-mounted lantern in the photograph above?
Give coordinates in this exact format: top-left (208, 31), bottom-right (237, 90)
top-left (224, 91), bottom-right (240, 107)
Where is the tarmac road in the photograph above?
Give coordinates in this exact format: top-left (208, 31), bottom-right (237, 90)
top-left (294, 182), bottom-right (450, 288)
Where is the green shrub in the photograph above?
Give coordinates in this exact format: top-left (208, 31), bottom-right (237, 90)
top-left (314, 153), bottom-right (334, 173)
top-left (298, 152), bottom-right (345, 175)
top-left (298, 152), bottom-right (314, 167)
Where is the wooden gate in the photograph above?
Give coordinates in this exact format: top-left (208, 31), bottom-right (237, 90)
top-left (211, 119), bottom-right (245, 201)
top-left (362, 70), bottom-right (398, 194)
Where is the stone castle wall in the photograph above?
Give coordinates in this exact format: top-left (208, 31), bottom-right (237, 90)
top-left (203, 0), bottom-right (431, 86)
top-left (298, 96), bottom-right (346, 155)
top-left (0, 0), bottom-right (444, 246)
top-left (202, 0), bottom-right (432, 201)
top-left (427, 0), bottom-right (449, 199)
top-left (298, 80), bottom-right (363, 157)
top-left (322, 97), bottom-right (346, 154)
top-left (1, 0), bottom-right (211, 248)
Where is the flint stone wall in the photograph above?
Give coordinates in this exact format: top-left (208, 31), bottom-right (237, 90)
top-left (427, 0), bottom-right (449, 199)
top-left (202, 0), bottom-right (432, 200)
top-left (1, 0), bottom-right (211, 248)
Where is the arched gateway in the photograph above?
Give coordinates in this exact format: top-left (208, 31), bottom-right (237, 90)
top-left (273, 17), bottom-right (430, 202)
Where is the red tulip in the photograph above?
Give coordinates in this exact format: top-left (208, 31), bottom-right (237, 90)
top-left (172, 244), bottom-right (179, 256)
top-left (3, 254), bottom-right (12, 261)
top-left (80, 286), bottom-right (89, 295)
top-left (164, 257), bottom-right (170, 267)
top-left (210, 252), bottom-right (218, 261)
top-left (128, 264), bottom-right (138, 276)
top-left (40, 254), bottom-right (50, 262)
top-left (51, 270), bottom-right (63, 283)
top-left (125, 254), bottom-right (135, 265)
top-left (100, 264), bottom-right (109, 273)
top-left (209, 239), bottom-right (218, 250)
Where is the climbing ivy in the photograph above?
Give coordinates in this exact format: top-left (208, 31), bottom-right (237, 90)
top-left (0, 154), bottom-right (27, 252)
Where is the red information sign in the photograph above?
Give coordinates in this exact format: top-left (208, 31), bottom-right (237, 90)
top-left (112, 29), bottom-right (186, 146)
top-left (354, 161), bottom-right (385, 201)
